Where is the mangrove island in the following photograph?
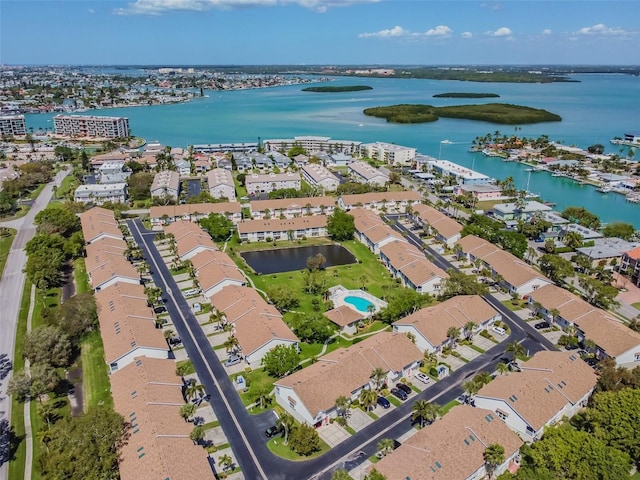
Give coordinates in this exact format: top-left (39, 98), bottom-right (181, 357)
top-left (302, 85), bottom-right (373, 92)
top-left (363, 103), bottom-right (562, 125)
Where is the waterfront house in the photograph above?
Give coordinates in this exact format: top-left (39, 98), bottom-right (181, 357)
top-left (207, 168), bottom-right (236, 201)
top-left (455, 183), bottom-right (503, 201)
top-left (338, 191), bottom-right (422, 212)
top-left (193, 156), bottom-right (211, 174)
top-left (412, 203), bottom-right (463, 247)
top-left (210, 285), bottom-right (299, 366)
top-left (250, 152), bottom-right (273, 171)
top-left (373, 405), bottom-right (523, 480)
top-left (351, 208), bottom-right (406, 254)
top-left (427, 159), bottom-right (492, 185)
top-left (149, 202), bottom-right (242, 227)
top-left (249, 196), bottom-right (336, 219)
top-left (74, 183), bottom-right (127, 205)
top-left (492, 201), bottom-right (552, 222)
top-left (379, 240), bottom-right (448, 294)
top-left (111, 357), bottom-right (212, 480)
top-left (575, 237), bottom-right (640, 268)
top-left (301, 163), bottom-right (340, 192)
top-left (528, 284), bottom-right (640, 366)
top-left (274, 332), bottom-right (422, 426)
top-left (293, 154), bottom-right (309, 167)
top-left (393, 295), bottom-right (501, 353)
top-left (245, 172), bottom-right (301, 195)
top-left (620, 246), bottom-right (640, 287)
top-left (236, 215), bottom-right (328, 243)
top-left (456, 235), bottom-right (553, 296)
top-left (474, 351), bottom-right (597, 442)
top-left (150, 170), bottom-right (180, 201)
top-left (360, 141), bottom-right (416, 166)
top-left (347, 161), bottom-right (389, 187)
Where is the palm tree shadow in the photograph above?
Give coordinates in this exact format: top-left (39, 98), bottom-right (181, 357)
top-left (0, 418), bottom-right (25, 466)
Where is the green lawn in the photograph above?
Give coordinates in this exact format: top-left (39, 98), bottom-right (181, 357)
top-left (439, 400), bottom-right (460, 416)
top-left (632, 302), bottom-right (640, 311)
top-left (266, 435), bottom-right (331, 461)
top-left (501, 299), bottom-right (527, 311)
top-left (73, 258), bottom-right (90, 294)
top-left (230, 368), bottom-right (276, 408)
top-left (0, 227), bottom-right (16, 280)
top-left (81, 331), bottom-right (114, 410)
top-left (54, 175), bottom-right (79, 201)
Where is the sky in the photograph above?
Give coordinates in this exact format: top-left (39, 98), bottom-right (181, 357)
top-left (1, 0), bottom-right (639, 65)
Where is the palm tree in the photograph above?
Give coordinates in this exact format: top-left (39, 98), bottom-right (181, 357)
top-left (446, 326), bottom-right (460, 347)
top-left (223, 335), bottom-right (239, 353)
top-left (190, 426), bottom-right (205, 445)
top-left (185, 379), bottom-right (205, 402)
top-left (506, 340), bottom-right (525, 360)
top-left (36, 426), bottom-right (53, 453)
top-left (334, 395), bottom-right (350, 425)
top-left (370, 367), bottom-right (387, 391)
top-left (474, 371), bottom-right (492, 387)
top-left (411, 400), bottom-right (439, 427)
top-left (463, 379), bottom-right (481, 398)
top-left (496, 362), bottom-right (509, 375)
top-left (359, 388), bottom-right (378, 412)
top-left (377, 438), bottom-right (395, 456)
top-left (564, 231), bottom-right (584, 250)
top-left (464, 321), bottom-right (476, 340)
top-left (218, 453), bottom-right (233, 472)
top-left (423, 351), bottom-right (437, 366)
top-left (484, 443), bottom-right (505, 479)
top-left (180, 403), bottom-right (197, 422)
top-left (277, 412), bottom-right (296, 445)
top-left (331, 469), bottom-right (352, 480)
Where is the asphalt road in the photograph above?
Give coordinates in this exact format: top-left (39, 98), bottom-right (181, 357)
top-left (129, 217), bottom-right (556, 480)
top-left (0, 168), bottom-right (69, 479)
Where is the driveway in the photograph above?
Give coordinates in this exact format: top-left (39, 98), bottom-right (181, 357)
top-left (318, 423), bottom-right (351, 448)
top-left (348, 408), bottom-right (374, 433)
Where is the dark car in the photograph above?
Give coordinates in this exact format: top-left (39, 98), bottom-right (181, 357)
top-left (391, 387), bottom-right (408, 401)
top-left (564, 344), bottom-right (579, 351)
top-left (153, 305), bottom-right (167, 314)
top-left (265, 425), bottom-right (281, 438)
top-left (377, 396), bottom-right (391, 409)
top-left (584, 357), bottom-right (599, 367)
top-left (534, 321), bottom-right (550, 330)
top-left (396, 383), bottom-right (412, 395)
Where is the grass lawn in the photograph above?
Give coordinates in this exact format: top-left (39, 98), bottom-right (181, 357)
top-left (632, 302), bottom-right (640, 311)
top-left (266, 435), bottom-right (331, 461)
top-left (501, 299), bottom-right (526, 311)
top-left (73, 258), bottom-right (90, 294)
top-left (230, 368), bottom-right (276, 407)
top-left (54, 174), bottom-right (79, 201)
top-left (439, 399), bottom-right (461, 416)
top-left (81, 331), bottom-right (114, 410)
top-left (0, 227), bottom-right (16, 280)
top-left (176, 359), bottom-right (195, 376)
top-left (387, 395), bottom-right (402, 408)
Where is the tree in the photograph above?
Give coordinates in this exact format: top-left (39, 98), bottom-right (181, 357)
top-left (34, 207), bottom-right (81, 236)
top-left (411, 400), bottom-right (439, 427)
top-left (359, 388), bottom-right (378, 412)
top-left (190, 426), bottom-right (205, 445)
top-left (446, 326), bottom-right (460, 346)
top-left (364, 469), bottom-right (387, 480)
top-left (602, 222), bottom-right (635, 240)
top-left (267, 285), bottom-right (300, 311)
top-left (223, 335), bottom-right (239, 353)
top-left (248, 383), bottom-right (272, 409)
top-left (563, 231), bottom-right (584, 250)
top-left (53, 292), bottom-right (98, 343)
top-left (199, 213), bottom-right (234, 242)
top-left (23, 326), bottom-right (72, 368)
top-left (370, 367), bottom-right (387, 391)
top-left (38, 407), bottom-right (126, 480)
top-left (24, 250), bottom-right (65, 289)
top-left (218, 453), bottom-right (234, 471)
top-left (463, 379), bottom-right (481, 397)
top-left (327, 208), bottom-right (355, 241)
top-left (506, 340), bottom-right (525, 360)
top-left (127, 172), bottom-right (155, 200)
top-left (438, 271), bottom-right (489, 300)
top-left (561, 206), bottom-right (601, 230)
top-left (464, 321), bottom-right (476, 340)
top-left (185, 379), bottom-right (205, 402)
top-left (7, 369), bottom-right (32, 402)
top-left (29, 363), bottom-right (61, 403)
top-left (331, 469), bottom-right (353, 480)
top-left (538, 254), bottom-right (574, 283)
top-left (179, 403), bottom-right (197, 422)
top-left (306, 253), bottom-right (326, 271)
top-left (262, 344), bottom-right (300, 378)
top-left (377, 438), bottom-right (395, 456)
top-left (289, 313), bottom-right (332, 343)
top-left (377, 287), bottom-right (429, 323)
top-left (334, 395), bottom-right (350, 425)
top-left (277, 412), bottom-right (296, 445)
top-left (483, 443), bottom-right (505, 479)
top-left (288, 423), bottom-right (321, 456)
top-left (579, 276), bottom-right (619, 309)
top-left (496, 362), bottom-right (509, 375)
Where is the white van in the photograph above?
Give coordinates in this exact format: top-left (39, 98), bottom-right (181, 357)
top-left (183, 288), bottom-right (200, 298)
top-left (492, 326), bottom-right (506, 336)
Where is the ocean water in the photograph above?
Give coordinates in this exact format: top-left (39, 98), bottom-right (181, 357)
top-left (25, 73), bottom-right (640, 226)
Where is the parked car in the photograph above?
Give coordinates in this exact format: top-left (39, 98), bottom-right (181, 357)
top-left (225, 355), bottom-right (242, 367)
top-left (534, 321), bottom-right (550, 330)
top-left (564, 344), bottom-right (579, 351)
top-left (391, 387), bottom-right (408, 401)
top-left (507, 361), bottom-right (521, 372)
top-left (183, 288), bottom-right (201, 297)
top-left (414, 372), bottom-right (431, 385)
top-left (396, 383), bottom-right (412, 395)
top-left (265, 425), bottom-right (281, 437)
top-left (377, 396), bottom-right (391, 409)
top-left (584, 357), bottom-right (599, 367)
top-left (153, 305), bottom-right (167, 314)
top-left (492, 326), bottom-right (506, 336)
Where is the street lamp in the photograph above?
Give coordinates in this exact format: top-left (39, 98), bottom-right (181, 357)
top-left (439, 139), bottom-right (452, 160)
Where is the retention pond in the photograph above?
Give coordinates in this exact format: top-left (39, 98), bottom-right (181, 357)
top-left (240, 244), bottom-right (356, 274)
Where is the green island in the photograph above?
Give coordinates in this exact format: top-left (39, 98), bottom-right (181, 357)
top-left (302, 85), bottom-right (373, 92)
top-left (433, 92), bottom-right (499, 98)
top-left (363, 103), bottom-right (562, 125)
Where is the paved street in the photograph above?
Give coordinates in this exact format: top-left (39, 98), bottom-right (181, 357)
top-left (0, 168), bottom-right (69, 480)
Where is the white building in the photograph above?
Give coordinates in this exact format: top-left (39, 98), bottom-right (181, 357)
top-left (263, 136), bottom-right (361, 155)
top-left (0, 114), bottom-right (27, 136)
top-left (174, 159), bottom-right (191, 176)
top-left (53, 115), bottom-right (130, 138)
top-left (245, 172), bottom-right (301, 195)
top-left (151, 171), bottom-right (180, 201)
top-left (74, 183), bottom-right (127, 205)
top-left (360, 141), bottom-right (416, 166)
top-left (98, 161), bottom-right (131, 184)
top-left (207, 168), bottom-right (236, 201)
top-left (348, 161), bottom-right (389, 186)
top-left (300, 163), bottom-right (340, 192)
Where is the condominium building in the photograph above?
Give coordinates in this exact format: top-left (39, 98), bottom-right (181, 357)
top-left (53, 115), bottom-right (130, 139)
top-left (263, 136), bottom-right (361, 155)
top-left (300, 163), bottom-right (340, 192)
top-left (360, 141), bottom-right (416, 166)
top-left (348, 161), bottom-right (389, 186)
top-left (207, 168), bottom-right (236, 201)
top-left (245, 172), bottom-right (301, 195)
top-left (0, 114), bottom-right (27, 136)
top-left (74, 183), bottom-right (128, 205)
top-left (151, 171), bottom-right (180, 201)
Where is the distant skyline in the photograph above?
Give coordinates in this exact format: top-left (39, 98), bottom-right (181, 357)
top-left (2, 1), bottom-right (639, 66)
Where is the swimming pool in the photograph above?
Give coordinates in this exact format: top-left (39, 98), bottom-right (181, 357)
top-left (344, 296), bottom-right (374, 313)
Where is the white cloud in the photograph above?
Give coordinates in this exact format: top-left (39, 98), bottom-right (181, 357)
top-left (88, 8), bottom-right (96, 13)
top-left (481, 2), bottom-right (501, 11)
top-left (541, 28), bottom-right (551, 35)
top-left (114, 0), bottom-right (377, 15)
top-left (461, 31), bottom-right (473, 39)
top-left (359, 25), bottom-right (409, 38)
top-left (576, 23), bottom-right (629, 36)
top-left (487, 26), bottom-right (512, 37)
top-left (424, 25), bottom-right (452, 37)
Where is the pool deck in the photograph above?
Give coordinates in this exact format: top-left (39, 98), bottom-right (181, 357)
top-left (329, 285), bottom-right (387, 315)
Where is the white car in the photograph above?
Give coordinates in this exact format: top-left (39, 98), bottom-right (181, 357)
top-left (492, 326), bottom-right (506, 336)
top-left (414, 372), bottom-right (432, 384)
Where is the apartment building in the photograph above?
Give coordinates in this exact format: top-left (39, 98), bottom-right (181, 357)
top-left (360, 141), bottom-right (416, 166)
top-left (245, 172), bottom-right (301, 195)
top-left (150, 170), bottom-right (180, 201)
top-left (348, 161), bottom-right (389, 186)
top-left (300, 163), bottom-right (340, 192)
top-left (0, 114), bottom-right (27, 136)
top-left (207, 168), bottom-right (236, 201)
top-left (74, 183), bottom-right (127, 205)
top-left (53, 114), bottom-right (130, 138)
top-left (263, 136), bottom-right (361, 155)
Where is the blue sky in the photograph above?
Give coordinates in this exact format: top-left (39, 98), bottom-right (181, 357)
top-left (2, 0), bottom-right (639, 65)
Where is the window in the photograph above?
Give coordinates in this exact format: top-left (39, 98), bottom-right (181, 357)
top-left (496, 410), bottom-right (509, 421)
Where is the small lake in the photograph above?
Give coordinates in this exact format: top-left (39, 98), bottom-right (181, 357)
top-left (240, 244), bottom-right (356, 274)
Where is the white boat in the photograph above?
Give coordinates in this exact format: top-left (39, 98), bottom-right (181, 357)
top-left (597, 185), bottom-right (612, 193)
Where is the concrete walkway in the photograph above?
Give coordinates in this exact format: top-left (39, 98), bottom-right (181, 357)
top-left (23, 285), bottom-right (36, 480)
